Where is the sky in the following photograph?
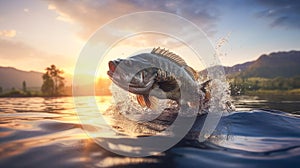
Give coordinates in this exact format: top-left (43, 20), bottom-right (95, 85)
top-left (0, 0), bottom-right (300, 76)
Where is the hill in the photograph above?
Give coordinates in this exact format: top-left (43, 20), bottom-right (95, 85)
top-left (0, 66), bottom-right (43, 91)
top-left (225, 51), bottom-right (300, 95)
top-left (226, 50), bottom-right (300, 78)
top-left (224, 61), bottom-right (253, 75)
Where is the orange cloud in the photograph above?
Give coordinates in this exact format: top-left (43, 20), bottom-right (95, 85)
top-left (48, 4), bottom-right (74, 23)
top-left (0, 38), bottom-right (72, 73)
top-left (0, 30), bottom-right (16, 38)
top-left (46, 0), bottom-right (219, 40)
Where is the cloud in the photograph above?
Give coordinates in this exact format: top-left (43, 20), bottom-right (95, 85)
top-left (255, 0), bottom-right (300, 29)
top-left (0, 38), bottom-right (70, 72)
top-left (0, 30), bottom-right (16, 38)
top-left (111, 33), bottom-right (184, 48)
top-left (46, 0), bottom-right (220, 39)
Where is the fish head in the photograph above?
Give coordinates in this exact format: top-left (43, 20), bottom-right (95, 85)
top-left (107, 57), bottom-right (158, 94)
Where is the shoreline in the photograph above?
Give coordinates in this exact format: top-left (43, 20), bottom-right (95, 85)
top-left (0, 94), bottom-right (113, 98)
top-left (1, 90), bottom-right (300, 98)
top-left (243, 89), bottom-right (300, 96)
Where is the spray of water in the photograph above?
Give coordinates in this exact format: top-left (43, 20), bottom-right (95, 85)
top-left (213, 34), bottom-right (235, 113)
top-left (101, 83), bottom-right (177, 136)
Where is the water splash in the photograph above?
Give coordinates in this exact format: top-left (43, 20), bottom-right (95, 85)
top-left (213, 33), bottom-right (235, 112)
top-left (102, 83), bottom-right (178, 136)
top-left (108, 83), bottom-right (173, 122)
top-left (215, 33), bottom-right (231, 58)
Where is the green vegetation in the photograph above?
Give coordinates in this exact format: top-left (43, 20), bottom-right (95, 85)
top-left (41, 65), bottom-right (65, 96)
top-left (229, 76), bottom-right (300, 95)
top-left (225, 51), bottom-right (300, 96)
top-left (0, 80), bottom-right (42, 97)
top-left (0, 89), bottom-right (42, 97)
top-left (0, 65), bottom-right (67, 97)
top-left (22, 81), bottom-right (27, 92)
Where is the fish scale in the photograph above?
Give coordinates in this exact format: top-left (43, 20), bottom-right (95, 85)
top-left (146, 52), bottom-right (200, 108)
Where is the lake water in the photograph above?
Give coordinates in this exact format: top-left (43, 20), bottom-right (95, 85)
top-left (0, 95), bottom-right (300, 167)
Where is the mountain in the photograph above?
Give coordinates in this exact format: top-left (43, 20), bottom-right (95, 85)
top-left (226, 50), bottom-right (300, 78)
top-left (0, 67), bottom-right (43, 91)
top-left (224, 61), bottom-right (254, 75)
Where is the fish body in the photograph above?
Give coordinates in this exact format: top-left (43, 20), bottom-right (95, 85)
top-left (107, 47), bottom-right (210, 110)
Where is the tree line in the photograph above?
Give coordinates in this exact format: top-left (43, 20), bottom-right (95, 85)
top-left (0, 64), bottom-right (66, 97)
top-left (229, 76), bottom-right (300, 95)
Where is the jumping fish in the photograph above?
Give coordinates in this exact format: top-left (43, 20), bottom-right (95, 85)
top-left (107, 47), bottom-right (210, 110)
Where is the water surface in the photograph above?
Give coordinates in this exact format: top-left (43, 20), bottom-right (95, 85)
top-left (0, 96), bottom-right (300, 167)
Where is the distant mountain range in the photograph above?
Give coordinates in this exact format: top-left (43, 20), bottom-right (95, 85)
top-left (0, 67), bottom-right (43, 91)
top-left (1, 50), bottom-right (299, 92)
top-left (224, 50), bottom-right (300, 78)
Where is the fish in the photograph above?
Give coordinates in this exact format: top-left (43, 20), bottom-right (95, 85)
top-left (107, 47), bottom-right (211, 111)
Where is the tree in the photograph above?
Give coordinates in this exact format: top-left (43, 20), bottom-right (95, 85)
top-left (22, 81), bottom-right (27, 92)
top-left (41, 65), bottom-right (65, 96)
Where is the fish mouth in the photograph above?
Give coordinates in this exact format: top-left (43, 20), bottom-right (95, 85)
top-left (107, 60), bottom-right (132, 88)
top-left (107, 60), bottom-right (120, 80)
top-left (108, 61), bottom-right (116, 73)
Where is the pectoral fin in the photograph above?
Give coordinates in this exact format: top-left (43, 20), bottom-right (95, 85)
top-left (137, 95), bottom-right (147, 108)
top-left (136, 94), bottom-right (158, 110)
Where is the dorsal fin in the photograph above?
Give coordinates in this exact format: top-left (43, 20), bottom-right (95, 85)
top-left (151, 47), bottom-right (187, 66)
top-left (184, 66), bottom-right (199, 80)
top-left (151, 47), bottom-right (199, 80)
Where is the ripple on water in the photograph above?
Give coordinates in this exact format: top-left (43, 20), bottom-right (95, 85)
top-left (1, 97), bottom-right (300, 167)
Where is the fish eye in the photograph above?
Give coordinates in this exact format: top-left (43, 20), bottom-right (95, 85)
top-left (143, 71), bottom-right (147, 76)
